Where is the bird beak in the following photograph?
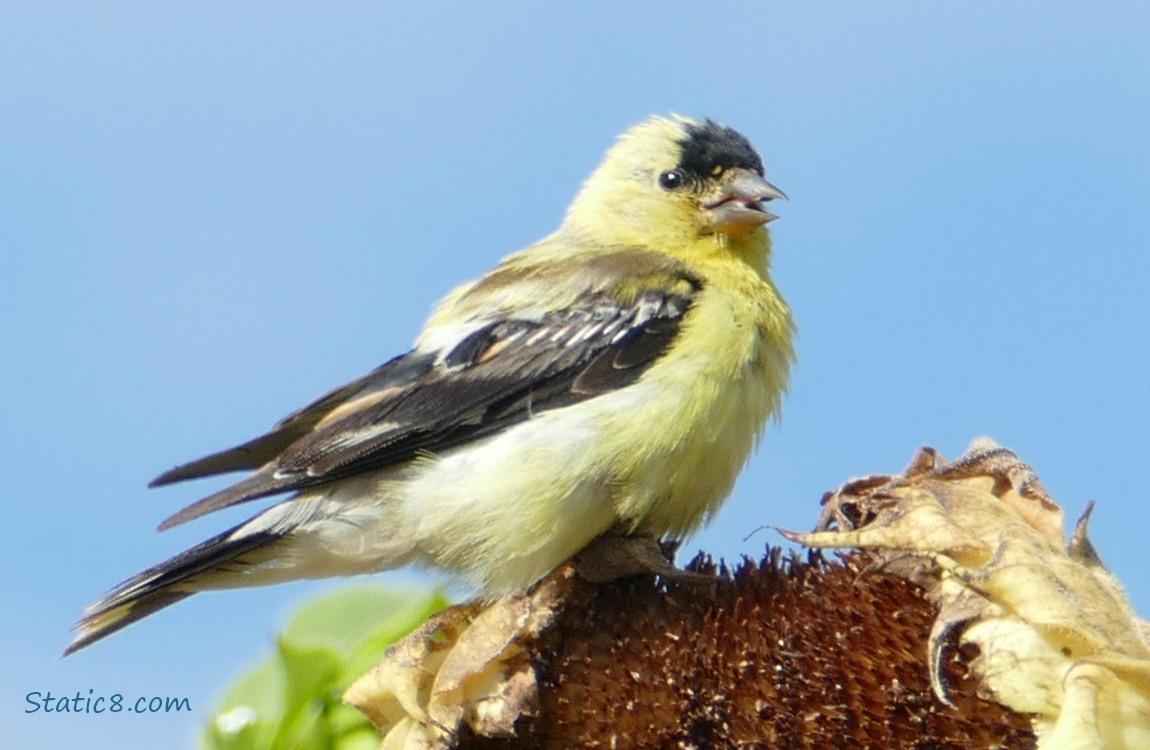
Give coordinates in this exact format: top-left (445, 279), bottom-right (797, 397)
top-left (700, 169), bottom-right (787, 234)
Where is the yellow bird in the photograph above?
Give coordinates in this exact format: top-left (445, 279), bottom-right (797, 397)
top-left (67, 115), bottom-right (794, 655)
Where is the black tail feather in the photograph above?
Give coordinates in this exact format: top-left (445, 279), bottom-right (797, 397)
top-left (65, 525), bottom-right (283, 656)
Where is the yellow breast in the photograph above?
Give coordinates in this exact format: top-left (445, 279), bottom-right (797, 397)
top-left (603, 259), bottom-right (794, 536)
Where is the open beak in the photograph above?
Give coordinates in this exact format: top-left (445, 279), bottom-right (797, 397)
top-left (700, 169), bottom-right (787, 234)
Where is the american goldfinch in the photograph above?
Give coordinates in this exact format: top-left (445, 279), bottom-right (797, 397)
top-left (66, 115), bottom-right (794, 655)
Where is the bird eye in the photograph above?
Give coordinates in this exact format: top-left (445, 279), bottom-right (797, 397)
top-left (658, 170), bottom-right (685, 191)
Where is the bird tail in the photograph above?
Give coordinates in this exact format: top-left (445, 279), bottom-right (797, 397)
top-left (64, 524), bottom-right (285, 656)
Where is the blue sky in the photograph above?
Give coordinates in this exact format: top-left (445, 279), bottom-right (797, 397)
top-left (5, 3), bottom-right (1149, 747)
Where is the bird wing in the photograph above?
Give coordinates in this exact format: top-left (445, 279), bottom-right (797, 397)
top-left (148, 353), bottom-right (433, 487)
top-left (155, 272), bottom-right (700, 530)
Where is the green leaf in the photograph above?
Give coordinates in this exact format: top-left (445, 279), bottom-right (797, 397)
top-left (281, 585), bottom-right (451, 656)
top-left (202, 653), bottom-right (285, 750)
top-left (201, 585), bottom-right (450, 750)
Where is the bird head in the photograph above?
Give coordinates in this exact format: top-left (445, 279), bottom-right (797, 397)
top-left (564, 115), bottom-right (785, 260)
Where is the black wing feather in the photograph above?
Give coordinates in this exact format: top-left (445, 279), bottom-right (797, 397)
top-left (157, 283), bottom-right (697, 530)
top-left (149, 352), bottom-right (435, 487)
